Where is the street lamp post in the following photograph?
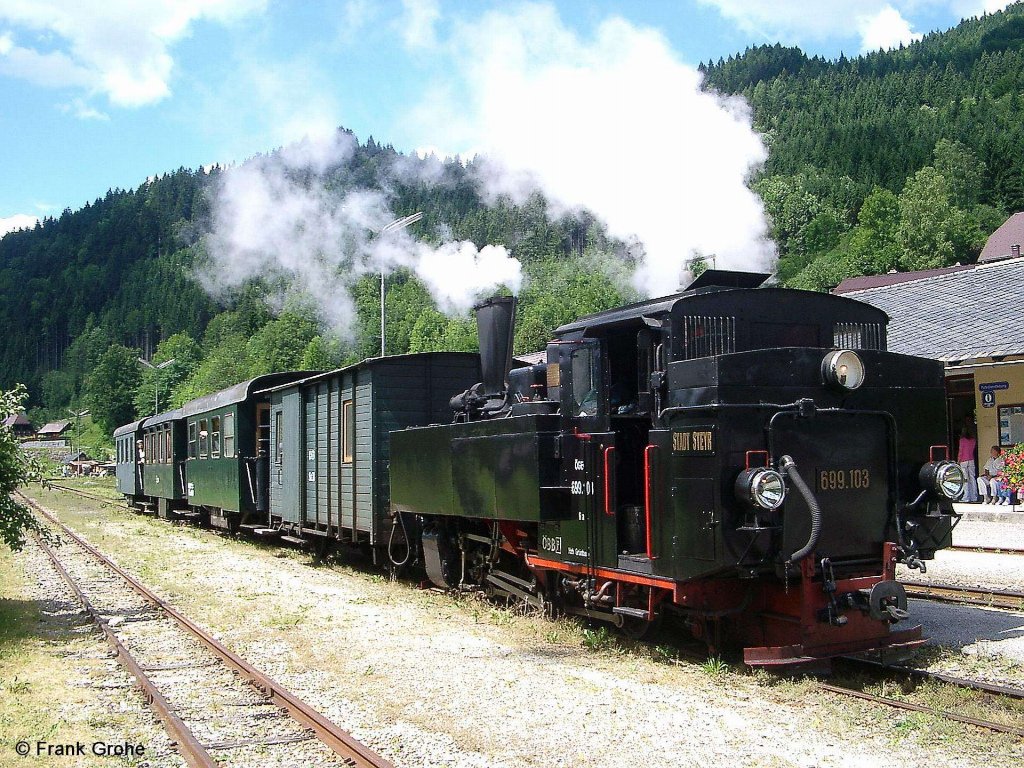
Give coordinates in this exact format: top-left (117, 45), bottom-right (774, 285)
top-left (68, 408), bottom-right (90, 462)
top-left (377, 212), bottom-right (423, 357)
top-left (138, 358), bottom-right (176, 415)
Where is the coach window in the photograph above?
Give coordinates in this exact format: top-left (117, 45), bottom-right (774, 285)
top-left (342, 400), bottom-right (354, 463)
top-left (274, 411), bottom-right (284, 465)
top-left (211, 416), bottom-right (221, 458)
top-left (223, 413), bottom-right (235, 458)
top-left (188, 422), bottom-right (197, 459)
top-left (199, 419), bottom-right (209, 458)
top-left (164, 428), bottom-right (171, 464)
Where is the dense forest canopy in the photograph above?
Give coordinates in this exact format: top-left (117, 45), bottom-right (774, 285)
top-left (4, 3), bottom-right (1024, 452)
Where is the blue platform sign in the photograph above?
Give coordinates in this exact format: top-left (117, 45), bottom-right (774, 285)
top-left (979, 381), bottom-right (1009, 392)
top-left (982, 391), bottom-right (996, 408)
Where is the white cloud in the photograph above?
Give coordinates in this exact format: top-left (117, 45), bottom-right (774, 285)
top-left (696, 1), bottom-right (1011, 49)
top-left (409, 3), bottom-right (775, 296)
top-left (60, 97), bottom-right (109, 120)
top-left (0, 213), bottom-right (38, 236)
top-left (398, 0), bottom-right (441, 50)
top-left (0, 0), bottom-right (266, 109)
top-left (859, 6), bottom-right (922, 51)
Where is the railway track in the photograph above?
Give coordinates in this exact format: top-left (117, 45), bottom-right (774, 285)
top-left (17, 491), bottom-right (393, 768)
top-left (949, 544), bottom-right (1024, 556)
top-left (902, 579), bottom-right (1024, 611)
top-left (36, 483), bottom-right (1024, 741)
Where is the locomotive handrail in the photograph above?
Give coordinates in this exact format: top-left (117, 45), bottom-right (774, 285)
top-left (643, 445), bottom-right (658, 558)
top-left (603, 446), bottom-right (616, 516)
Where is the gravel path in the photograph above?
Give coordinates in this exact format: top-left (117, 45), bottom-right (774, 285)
top-left (24, 490), bottom-right (1024, 768)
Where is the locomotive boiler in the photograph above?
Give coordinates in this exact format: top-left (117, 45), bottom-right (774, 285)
top-left (389, 270), bottom-right (963, 668)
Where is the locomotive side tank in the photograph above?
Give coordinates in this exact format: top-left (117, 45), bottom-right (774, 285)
top-left (389, 271), bottom-right (962, 668)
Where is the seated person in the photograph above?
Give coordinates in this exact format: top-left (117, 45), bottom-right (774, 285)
top-left (977, 446), bottom-right (1009, 505)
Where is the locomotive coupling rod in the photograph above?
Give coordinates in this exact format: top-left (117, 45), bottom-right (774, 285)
top-left (780, 455), bottom-right (822, 565)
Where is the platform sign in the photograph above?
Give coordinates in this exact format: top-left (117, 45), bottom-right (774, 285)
top-left (979, 381), bottom-right (1009, 392)
top-left (982, 391), bottom-right (996, 408)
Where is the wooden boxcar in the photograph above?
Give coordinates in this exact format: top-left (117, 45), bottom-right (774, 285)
top-left (182, 372), bottom-right (313, 528)
top-left (140, 409), bottom-right (187, 518)
top-left (267, 353), bottom-right (480, 548)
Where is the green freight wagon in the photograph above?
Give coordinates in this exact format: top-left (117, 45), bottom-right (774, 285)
top-left (140, 409), bottom-right (187, 518)
top-left (266, 353), bottom-right (480, 549)
top-left (182, 372), bottom-right (314, 529)
top-left (114, 418), bottom-right (147, 502)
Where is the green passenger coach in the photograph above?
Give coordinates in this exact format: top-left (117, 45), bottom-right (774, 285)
top-left (140, 409), bottom-right (186, 517)
top-left (266, 353), bottom-right (481, 550)
top-left (114, 418), bottom-right (147, 500)
top-left (182, 372), bottom-right (313, 529)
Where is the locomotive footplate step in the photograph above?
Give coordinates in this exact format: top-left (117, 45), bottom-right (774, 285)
top-left (279, 535), bottom-right (309, 547)
top-left (617, 554), bottom-right (655, 574)
top-left (612, 606), bottom-right (651, 620)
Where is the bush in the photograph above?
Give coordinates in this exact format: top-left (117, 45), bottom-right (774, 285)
top-left (0, 385), bottom-right (47, 551)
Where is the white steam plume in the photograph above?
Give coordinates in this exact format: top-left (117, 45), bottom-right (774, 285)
top-left (409, 4), bottom-right (776, 296)
top-left (202, 131), bottom-right (521, 336)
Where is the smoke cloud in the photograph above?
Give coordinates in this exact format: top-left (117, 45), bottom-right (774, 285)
top-left (409, 4), bottom-right (776, 295)
top-left (202, 131), bottom-right (522, 336)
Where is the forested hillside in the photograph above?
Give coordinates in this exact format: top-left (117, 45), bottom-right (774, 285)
top-left (4, 3), bottom-right (1024, 453)
top-left (703, 2), bottom-right (1024, 288)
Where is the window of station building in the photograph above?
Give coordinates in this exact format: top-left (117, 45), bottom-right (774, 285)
top-left (223, 413), bottom-right (235, 458)
top-left (211, 416), bottom-right (222, 458)
top-left (199, 419), bottom-right (209, 458)
top-left (342, 400), bottom-right (354, 463)
top-left (188, 422), bottom-right (197, 459)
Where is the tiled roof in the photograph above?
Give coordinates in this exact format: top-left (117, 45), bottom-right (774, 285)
top-left (37, 420), bottom-right (71, 435)
top-left (980, 211), bottom-right (1024, 263)
top-left (2, 413), bottom-right (32, 428)
top-left (841, 257), bottom-right (1024, 361)
top-left (834, 264), bottom-right (971, 294)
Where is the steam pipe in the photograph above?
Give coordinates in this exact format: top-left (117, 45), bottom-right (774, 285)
top-left (780, 455), bottom-right (821, 565)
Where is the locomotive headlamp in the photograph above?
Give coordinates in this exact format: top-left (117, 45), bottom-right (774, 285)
top-left (919, 460), bottom-right (966, 500)
top-left (735, 467), bottom-right (787, 510)
top-left (822, 350), bottom-right (865, 391)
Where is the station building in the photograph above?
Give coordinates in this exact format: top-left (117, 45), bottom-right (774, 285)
top-left (834, 214), bottom-right (1024, 453)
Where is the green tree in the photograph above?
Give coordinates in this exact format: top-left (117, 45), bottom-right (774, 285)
top-left (85, 344), bottom-right (142, 433)
top-left (247, 313), bottom-right (320, 375)
top-left (896, 167), bottom-right (983, 269)
top-left (1, 385), bottom-right (47, 550)
top-left (133, 332), bottom-right (202, 416)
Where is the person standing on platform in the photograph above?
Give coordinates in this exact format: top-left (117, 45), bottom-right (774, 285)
top-left (957, 427), bottom-right (978, 502)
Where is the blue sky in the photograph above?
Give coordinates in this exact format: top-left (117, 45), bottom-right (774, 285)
top-left (0, 0), bottom-right (1014, 235)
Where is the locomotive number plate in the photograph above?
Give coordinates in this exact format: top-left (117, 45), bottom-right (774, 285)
top-left (817, 468), bottom-right (871, 491)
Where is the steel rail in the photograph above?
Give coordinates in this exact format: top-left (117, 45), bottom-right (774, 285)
top-left (20, 492), bottom-right (393, 768)
top-left (949, 545), bottom-right (1024, 556)
top-left (902, 580), bottom-right (1024, 610)
top-left (844, 657), bottom-right (1024, 701)
top-left (28, 529), bottom-right (219, 768)
top-left (818, 682), bottom-right (1024, 737)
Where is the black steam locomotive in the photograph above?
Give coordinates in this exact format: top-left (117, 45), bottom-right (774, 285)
top-left (116, 270), bottom-right (963, 669)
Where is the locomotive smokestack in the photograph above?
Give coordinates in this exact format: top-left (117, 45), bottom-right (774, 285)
top-left (475, 295), bottom-right (517, 394)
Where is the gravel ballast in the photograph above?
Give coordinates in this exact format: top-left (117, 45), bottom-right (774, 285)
top-left (17, 488), bottom-right (1024, 768)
